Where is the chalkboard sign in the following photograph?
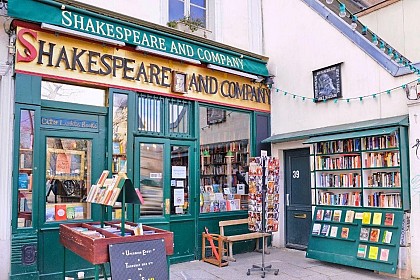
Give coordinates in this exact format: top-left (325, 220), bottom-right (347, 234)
top-left (109, 239), bottom-right (168, 280)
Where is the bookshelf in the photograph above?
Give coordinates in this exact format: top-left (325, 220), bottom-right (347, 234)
top-left (311, 130), bottom-right (408, 210)
top-left (199, 139), bottom-right (249, 213)
top-left (307, 127), bottom-right (408, 274)
top-left (18, 148), bottom-right (33, 228)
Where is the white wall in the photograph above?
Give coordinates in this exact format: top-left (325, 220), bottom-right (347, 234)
top-left (359, 0), bottom-right (420, 63)
top-left (0, 11), bottom-right (14, 279)
top-left (262, 0), bottom-right (413, 137)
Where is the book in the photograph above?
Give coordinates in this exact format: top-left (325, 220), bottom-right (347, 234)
top-left (323, 210), bottom-right (332, 221)
top-left (316, 209), bottom-right (324, 220)
top-left (312, 223), bottom-right (321, 235)
top-left (45, 205), bottom-right (55, 221)
top-left (55, 204), bottom-right (67, 221)
top-left (360, 227), bottom-right (370, 241)
top-left (320, 224), bottom-right (330, 236)
top-left (372, 212), bottom-right (382, 225)
top-left (357, 244), bottom-right (367, 258)
top-left (380, 248), bottom-right (390, 262)
top-left (384, 213), bottom-right (395, 226)
top-left (18, 173), bottom-right (29, 189)
top-left (341, 227), bottom-right (349, 239)
top-left (382, 230), bottom-right (393, 243)
top-left (332, 210), bottom-right (342, 222)
top-left (369, 228), bottom-right (380, 242)
top-left (362, 212), bottom-right (372, 224)
top-left (96, 170), bottom-right (110, 187)
top-left (344, 210), bottom-right (355, 223)
top-left (66, 206), bottom-right (75, 219)
top-left (74, 206), bottom-right (84, 219)
top-left (368, 246), bottom-right (379, 260)
top-left (329, 226), bottom-right (338, 237)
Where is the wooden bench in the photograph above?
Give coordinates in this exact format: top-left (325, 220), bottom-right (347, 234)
top-left (219, 218), bottom-right (271, 262)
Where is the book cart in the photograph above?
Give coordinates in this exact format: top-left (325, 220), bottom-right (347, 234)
top-left (305, 127), bottom-right (409, 274)
top-left (59, 171), bottom-right (174, 279)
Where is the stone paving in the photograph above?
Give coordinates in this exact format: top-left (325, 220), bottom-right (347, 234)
top-left (170, 247), bottom-right (407, 280)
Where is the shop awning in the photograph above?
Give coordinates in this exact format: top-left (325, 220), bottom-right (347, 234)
top-left (262, 115), bottom-right (408, 144)
top-left (8, 0), bottom-right (269, 77)
top-left (303, 127), bottom-right (397, 144)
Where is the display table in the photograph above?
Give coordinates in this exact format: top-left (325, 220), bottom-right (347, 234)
top-left (60, 221), bottom-right (174, 279)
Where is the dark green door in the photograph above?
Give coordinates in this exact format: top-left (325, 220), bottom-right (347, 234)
top-left (284, 148), bottom-right (311, 250)
top-left (38, 112), bottom-right (106, 279)
top-left (133, 137), bottom-right (197, 263)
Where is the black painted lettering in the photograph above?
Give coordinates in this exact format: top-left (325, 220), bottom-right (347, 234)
top-left (54, 46), bottom-right (71, 69)
top-left (87, 51), bottom-right (100, 74)
top-left (99, 54), bottom-right (112, 75)
top-left (37, 40), bottom-right (56, 66)
top-left (188, 73), bottom-right (198, 91)
top-left (161, 66), bottom-right (171, 87)
top-left (197, 75), bottom-right (209, 94)
top-left (220, 80), bottom-right (230, 97)
top-left (122, 58), bottom-right (135, 80)
top-left (208, 76), bottom-right (218, 94)
top-left (71, 48), bottom-right (87, 72)
top-left (149, 63), bottom-right (161, 85)
top-left (112, 56), bottom-right (124, 77)
top-left (135, 62), bottom-right (148, 82)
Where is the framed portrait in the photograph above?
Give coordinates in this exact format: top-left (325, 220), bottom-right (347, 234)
top-left (171, 71), bottom-right (187, 94)
top-left (206, 108), bottom-right (226, 125)
top-left (313, 63), bottom-right (342, 102)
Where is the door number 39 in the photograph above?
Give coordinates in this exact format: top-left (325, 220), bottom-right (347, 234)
top-left (292, 170), bottom-right (300, 178)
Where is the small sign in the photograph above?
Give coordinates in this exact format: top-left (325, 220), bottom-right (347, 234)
top-left (313, 63), bottom-right (342, 102)
top-left (109, 239), bottom-right (168, 280)
top-left (171, 166), bottom-right (187, 179)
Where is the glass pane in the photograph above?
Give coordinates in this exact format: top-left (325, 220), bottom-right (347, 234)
top-left (169, 0), bottom-right (185, 21)
top-left (199, 107), bottom-right (250, 213)
top-left (112, 93), bottom-right (128, 174)
top-left (41, 81), bottom-right (106, 107)
top-left (140, 143), bottom-right (164, 216)
top-left (171, 145), bottom-right (189, 215)
top-left (138, 95), bottom-right (162, 133)
top-left (169, 100), bottom-right (189, 135)
top-left (191, 0), bottom-right (205, 7)
top-left (45, 138), bottom-right (92, 222)
top-left (190, 6), bottom-right (206, 26)
top-left (17, 109), bottom-right (35, 228)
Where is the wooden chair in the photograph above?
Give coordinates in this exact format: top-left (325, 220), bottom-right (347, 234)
top-left (202, 231), bottom-right (229, 267)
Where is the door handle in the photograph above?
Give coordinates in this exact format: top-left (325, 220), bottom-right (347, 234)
top-left (286, 194), bottom-right (290, 206)
top-left (294, 213), bottom-right (307, 219)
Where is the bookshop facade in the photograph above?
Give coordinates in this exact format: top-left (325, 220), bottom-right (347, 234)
top-left (9, 3), bottom-right (271, 278)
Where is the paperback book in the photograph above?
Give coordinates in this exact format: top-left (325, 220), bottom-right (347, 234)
top-left (384, 213), bottom-right (395, 226)
top-left (312, 223), bottom-right (321, 235)
top-left (382, 230), bottom-right (393, 243)
top-left (341, 227), bottom-right (349, 239)
top-left (362, 212), bottom-right (372, 224)
top-left (329, 226), bottom-right (338, 238)
top-left (368, 246), bottom-right (379, 260)
top-left (372, 212), bottom-right (382, 225)
top-left (344, 210), bottom-right (355, 223)
top-left (316, 209), bottom-right (324, 220)
top-left (369, 228), bottom-right (380, 242)
top-left (332, 210), bottom-right (342, 222)
top-left (320, 224), bottom-right (330, 236)
top-left (360, 227), bottom-right (370, 241)
top-left (357, 244), bottom-right (367, 258)
top-left (380, 248), bottom-right (390, 262)
top-left (323, 210), bottom-right (332, 221)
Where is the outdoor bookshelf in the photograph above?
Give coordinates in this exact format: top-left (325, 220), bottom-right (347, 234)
top-left (306, 127), bottom-right (408, 274)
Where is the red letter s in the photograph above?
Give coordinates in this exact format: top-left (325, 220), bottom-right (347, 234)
top-left (17, 28), bottom-right (37, 62)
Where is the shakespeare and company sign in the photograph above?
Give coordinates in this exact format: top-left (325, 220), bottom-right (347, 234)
top-left (15, 26), bottom-right (271, 112)
top-left (8, 0), bottom-right (269, 76)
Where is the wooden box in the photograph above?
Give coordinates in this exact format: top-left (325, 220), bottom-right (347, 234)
top-left (60, 221), bottom-right (174, 265)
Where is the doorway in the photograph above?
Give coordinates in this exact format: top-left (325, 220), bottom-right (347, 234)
top-left (284, 148), bottom-right (311, 250)
top-left (133, 137), bottom-right (196, 263)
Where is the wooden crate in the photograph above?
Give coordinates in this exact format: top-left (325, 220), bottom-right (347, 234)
top-left (60, 221), bottom-right (173, 265)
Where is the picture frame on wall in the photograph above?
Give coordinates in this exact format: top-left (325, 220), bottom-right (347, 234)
top-left (171, 71), bottom-right (187, 94)
top-left (313, 63), bottom-right (342, 102)
top-left (206, 108), bottom-right (226, 125)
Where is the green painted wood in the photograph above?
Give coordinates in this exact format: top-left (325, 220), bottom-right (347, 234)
top-left (307, 206), bottom-right (403, 274)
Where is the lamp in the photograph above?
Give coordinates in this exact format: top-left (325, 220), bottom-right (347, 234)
top-left (387, 47), bottom-right (394, 58)
top-left (351, 15), bottom-right (358, 30)
top-left (207, 64), bottom-right (259, 80)
top-left (361, 25), bottom-right (367, 35)
top-left (135, 45), bottom-right (201, 65)
top-left (264, 76), bottom-right (275, 89)
top-left (41, 23), bottom-right (125, 46)
top-left (339, 3), bottom-right (347, 18)
top-left (379, 41), bottom-right (386, 51)
top-left (371, 34), bottom-right (379, 46)
top-left (326, 0), bottom-right (333, 4)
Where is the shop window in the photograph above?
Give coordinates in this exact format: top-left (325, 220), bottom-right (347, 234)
top-left (139, 143), bottom-right (164, 216)
top-left (199, 106), bottom-right (250, 213)
top-left (41, 81), bottom-right (106, 107)
top-left (138, 94), bottom-right (163, 134)
top-left (17, 109), bottom-right (35, 228)
top-left (45, 138), bottom-right (92, 222)
top-left (112, 93), bottom-right (128, 220)
top-left (169, 99), bottom-right (190, 136)
top-left (170, 145), bottom-right (190, 214)
top-left (169, 0), bottom-right (207, 27)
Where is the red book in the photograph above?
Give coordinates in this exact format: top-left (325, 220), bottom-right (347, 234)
top-left (384, 213), bottom-right (394, 226)
top-left (55, 204), bottom-right (67, 221)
